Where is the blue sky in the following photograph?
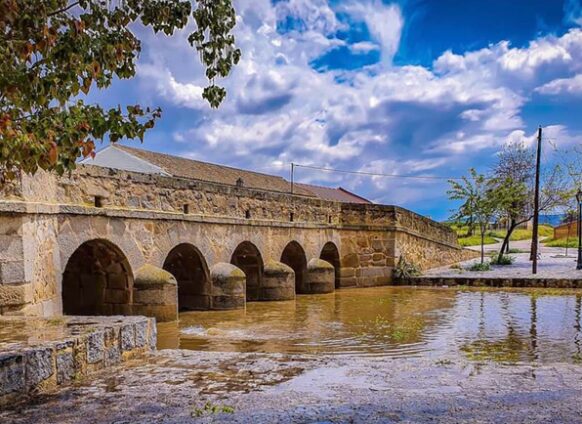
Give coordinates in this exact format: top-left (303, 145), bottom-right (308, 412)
top-left (95, 0), bottom-right (582, 221)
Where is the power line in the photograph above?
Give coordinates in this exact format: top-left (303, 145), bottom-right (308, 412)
top-left (293, 134), bottom-right (562, 182)
top-left (293, 163), bottom-right (476, 181)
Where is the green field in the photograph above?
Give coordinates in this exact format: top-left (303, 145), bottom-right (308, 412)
top-left (543, 237), bottom-right (579, 248)
top-left (488, 225), bottom-right (553, 241)
top-left (457, 234), bottom-right (498, 247)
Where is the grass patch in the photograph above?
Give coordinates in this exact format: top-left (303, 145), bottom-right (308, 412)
top-left (488, 225), bottom-right (553, 241)
top-left (539, 225), bottom-right (554, 237)
top-left (467, 262), bottom-right (491, 271)
top-left (192, 402), bottom-right (235, 418)
top-left (507, 248), bottom-right (528, 253)
top-left (457, 234), bottom-right (497, 247)
top-left (490, 255), bottom-right (515, 265)
top-left (543, 237), bottom-right (579, 248)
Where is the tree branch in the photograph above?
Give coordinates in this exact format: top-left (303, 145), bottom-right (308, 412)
top-left (47, 1), bottom-right (80, 17)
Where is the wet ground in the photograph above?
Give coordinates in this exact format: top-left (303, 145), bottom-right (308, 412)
top-left (3, 287), bottom-right (582, 423)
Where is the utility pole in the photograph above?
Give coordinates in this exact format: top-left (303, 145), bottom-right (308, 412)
top-left (290, 163), bottom-right (295, 194)
top-left (290, 162), bottom-right (295, 222)
top-left (531, 126), bottom-right (542, 274)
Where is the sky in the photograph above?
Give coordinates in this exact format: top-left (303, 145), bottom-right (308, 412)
top-left (93, 0), bottom-right (582, 221)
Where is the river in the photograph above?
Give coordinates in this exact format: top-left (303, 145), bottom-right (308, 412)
top-left (157, 286), bottom-right (582, 364)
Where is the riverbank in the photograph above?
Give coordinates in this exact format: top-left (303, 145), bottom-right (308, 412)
top-left (0, 316), bottom-right (156, 408)
top-left (2, 349), bottom-right (582, 423)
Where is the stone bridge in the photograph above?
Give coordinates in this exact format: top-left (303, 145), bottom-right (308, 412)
top-left (0, 164), bottom-right (474, 321)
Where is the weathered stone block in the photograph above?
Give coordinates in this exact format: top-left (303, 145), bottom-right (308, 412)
top-left (339, 276), bottom-right (357, 287)
top-left (86, 331), bottom-right (105, 364)
top-left (24, 347), bottom-right (54, 389)
top-left (133, 286), bottom-right (177, 306)
top-left (342, 253), bottom-right (359, 268)
top-left (105, 345), bottom-right (121, 365)
top-left (0, 353), bottom-right (25, 396)
top-left (0, 260), bottom-right (26, 284)
top-left (134, 321), bottom-right (148, 348)
top-left (56, 351), bottom-right (75, 384)
top-left (0, 235), bottom-right (24, 260)
top-left (0, 282), bottom-right (32, 308)
top-left (120, 324), bottom-right (135, 352)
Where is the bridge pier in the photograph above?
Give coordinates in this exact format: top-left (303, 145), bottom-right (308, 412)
top-left (261, 261), bottom-right (295, 301)
top-left (210, 263), bottom-right (246, 310)
top-left (304, 259), bottom-right (335, 294)
top-left (132, 265), bottom-right (178, 322)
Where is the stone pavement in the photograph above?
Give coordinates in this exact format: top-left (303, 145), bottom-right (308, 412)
top-left (425, 238), bottom-right (582, 280)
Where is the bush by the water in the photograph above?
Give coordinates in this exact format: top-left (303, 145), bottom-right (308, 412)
top-left (394, 256), bottom-right (421, 279)
top-left (467, 262), bottom-right (491, 271)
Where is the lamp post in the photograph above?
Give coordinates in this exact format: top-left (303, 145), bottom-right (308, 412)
top-left (577, 189), bottom-right (582, 270)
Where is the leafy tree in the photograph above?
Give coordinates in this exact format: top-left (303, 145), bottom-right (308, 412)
top-left (449, 168), bottom-right (497, 263)
top-left (447, 170), bottom-right (479, 237)
top-left (492, 141), bottom-right (570, 263)
top-left (0, 0), bottom-right (240, 182)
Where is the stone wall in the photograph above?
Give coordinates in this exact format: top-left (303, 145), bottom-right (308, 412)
top-left (395, 232), bottom-right (478, 271)
top-left (42, 166), bottom-right (340, 225)
top-left (0, 316), bottom-right (156, 408)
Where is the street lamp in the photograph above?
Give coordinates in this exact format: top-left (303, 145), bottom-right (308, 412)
top-left (577, 189), bottom-right (582, 270)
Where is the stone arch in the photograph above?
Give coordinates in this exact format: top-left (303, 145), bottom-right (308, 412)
top-left (163, 243), bottom-right (211, 311)
top-left (230, 241), bottom-right (264, 302)
top-left (320, 242), bottom-right (341, 289)
top-left (62, 239), bottom-right (133, 316)
top-left (280, 241), bottom-right (308, 294)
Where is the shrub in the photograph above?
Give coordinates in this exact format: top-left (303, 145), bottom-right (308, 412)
top-left (394, 255), bottom-right (421, 279)
top-left (490, 255), bottom-right (515, 265)
top-left (467, 262), bottom-right (491, 271)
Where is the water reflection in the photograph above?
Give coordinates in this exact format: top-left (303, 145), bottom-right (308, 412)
top-left (157, 287), bottom-right (582, 364)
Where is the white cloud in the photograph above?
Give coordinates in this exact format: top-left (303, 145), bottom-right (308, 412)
top-left (339, 1), bottom-right (403, 65)
top-left (506, 125), bottom-right (582, 150)
top-left (535, 74), bottom-right (582, 95)
top-left (350, 41), bottom-right (379, 54)
top-left (131, 1), bottom-right (582, 214)
top-left (138, 64), bottom-right (206, 109)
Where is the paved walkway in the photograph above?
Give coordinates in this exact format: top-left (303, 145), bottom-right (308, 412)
top-left (426, 239), bottom-right (582, 279)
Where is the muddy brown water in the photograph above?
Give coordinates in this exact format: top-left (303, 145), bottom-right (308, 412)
top-left (157, 286), bottom-right (582, 364)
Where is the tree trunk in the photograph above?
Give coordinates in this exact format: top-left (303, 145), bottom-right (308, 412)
top-left (480, 226), bottom-right (485, 264)
top-left (498, 219), bottom-right (517, 263)
top-left (467, 216), bottom-right (474, 237)
top-left (566, 218), bottom-right (573, 257)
